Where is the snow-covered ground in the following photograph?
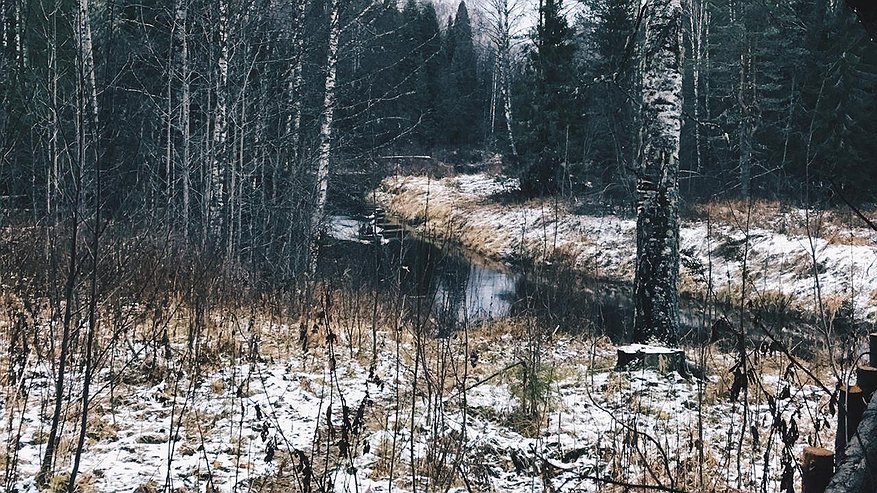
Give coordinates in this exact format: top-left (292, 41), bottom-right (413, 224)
top-left (2, 327), bottom-right (833, 493)
top-left (2, 172), bottom-right (856, 493)
top-left (375, 173), bottom-right (877, 321)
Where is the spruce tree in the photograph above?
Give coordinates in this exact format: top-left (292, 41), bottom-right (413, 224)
top-left (517, 0), bottom-right (576, 194)
top-left (442, 1), bottom-right (478, 146)
top-left (581, 0), bottom-right (638, 199)
top-left (400, 0), bottom-right (443, 147)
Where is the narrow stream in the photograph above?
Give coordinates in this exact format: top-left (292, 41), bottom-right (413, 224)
top-left (320, 212), bottom-right (712, 342)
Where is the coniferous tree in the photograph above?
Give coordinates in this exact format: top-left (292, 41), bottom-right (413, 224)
top-left (400, 0), bottom-right (443, 147)
top-left (798, 4), bottom-right (877, 198)
top-left (516, 0), bottom-right (577, 194)
top-left (577, 0), bottom-right (638, 199)
top-left (442, 2), bottom-right (478, 146)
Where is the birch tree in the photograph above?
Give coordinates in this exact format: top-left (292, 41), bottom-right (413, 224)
top-left (308, 0), bottom-right (342, 274)
top-left (38, 0), bottom-right (100, 483)
top-left (633, 0), bottom-right (683, 345)
top-left (737, 11), bottom-right (755, 197)
top-left (176, 0), bottom-right (191, 242)
top-left (287, 0), bottom-right (307, 168)
top-left (687, 0), bottom-right (708, 175)
top-left (485, 0), bottom-right (524, 157)
top-left (209, 0), bottom-right (230, 243)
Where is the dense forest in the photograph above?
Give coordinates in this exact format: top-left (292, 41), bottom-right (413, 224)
top-left (2, 0), bottom-right (875, 272)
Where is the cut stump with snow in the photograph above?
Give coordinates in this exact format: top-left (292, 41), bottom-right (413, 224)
top-left (615, 344), bottom-right (687, 375)
top-left (801, 446), bottom-right (833, 493)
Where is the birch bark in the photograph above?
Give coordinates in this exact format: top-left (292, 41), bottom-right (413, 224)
top-left (209, 0), bottom-right (229, 240)
top-left (307, 0), bottom-right (342, 275)
top-left (176, 0), bottom-right (191, 242)
top-left (633, 0), bottom-right (683, 345)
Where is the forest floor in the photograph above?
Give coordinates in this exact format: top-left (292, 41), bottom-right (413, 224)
top-left (375, 173), bottom-right (877, 323)
top-left (3, 315), bottom-right (835, 493)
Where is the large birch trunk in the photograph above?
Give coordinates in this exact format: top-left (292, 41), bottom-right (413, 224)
top-left (825, 394), bottom-right (877, 492)
top-left (633, 0), bottom-right (683, 346)
top-left (307, 0), bottom-right (342, 275)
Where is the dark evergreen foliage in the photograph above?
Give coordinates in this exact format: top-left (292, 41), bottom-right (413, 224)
top-left (515, 0), bottom-right (578, 195)
top-left (442, 2), bottom-right (480, 146)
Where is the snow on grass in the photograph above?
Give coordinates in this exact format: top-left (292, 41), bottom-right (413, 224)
top-left (2, 325), bottom-right (833, 493)
top-left (375, 173), bottom-right (877, 320)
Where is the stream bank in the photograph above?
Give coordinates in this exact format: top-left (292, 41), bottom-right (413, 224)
top-left (372, 173), bottom-right (877, 331)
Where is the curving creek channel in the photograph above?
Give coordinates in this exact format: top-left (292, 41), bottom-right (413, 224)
top-left (319, 206), bottom-right (732, 345)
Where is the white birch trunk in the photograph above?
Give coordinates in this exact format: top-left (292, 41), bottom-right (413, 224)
top-left (500, 52), bottom-right (518, 157)
top-left (688, 0), bottom-right (706, 174)
top-left (47, 11), bottom-right (60, 224)
top-left (209, 0), bottom-right (229, 240)
top-left (77, 0), bottom-right (99, 130)
top-left (487, 0), bottom-right (519, 158)
top-left (287, 0), bottom-right (307, 167)
top-left (633, 0), bottom-right (683, 345)
top-left (14, 0), bottom-right (25, 67)
top-left (738, 37), bottom-right (754, 197)
top-left (308, 0), bottom-right (342, 275)
top-left (489, 62), bottom-right (497, 139)
top-left (1, 1), bottom-right (5, 52)
top-left (176, 0), bottom-right (191, 242)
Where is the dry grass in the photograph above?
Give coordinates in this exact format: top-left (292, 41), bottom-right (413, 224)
top-left (0, 215), bottom-right (844, 493)
top-left (693, 199), bottom-right (877, 246)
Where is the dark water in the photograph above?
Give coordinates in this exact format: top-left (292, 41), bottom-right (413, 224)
top-left (318, 214), bottom-right (716, 342)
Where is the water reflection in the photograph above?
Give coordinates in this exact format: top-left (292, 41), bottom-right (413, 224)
top-left (319, 214), bottom-right (839, 349)
top-left (319, 215), bottom-right (639, 339)
top-left (320, 228), bottom-right (510, 327)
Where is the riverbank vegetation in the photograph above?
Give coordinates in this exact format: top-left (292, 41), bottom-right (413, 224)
top-left (377, 173), bottom-right (877, 326)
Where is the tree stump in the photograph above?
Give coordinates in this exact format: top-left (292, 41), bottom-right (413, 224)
top-left (836, 384), bottom-right (867, 464)
top-left (615, 344), bottom-right (688, 375)
top-left (801, 446), bottom-right (834, 493)
top-left (856, 365), bottom-right (877, 399)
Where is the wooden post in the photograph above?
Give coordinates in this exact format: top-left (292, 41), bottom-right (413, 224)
top-left (836, 384), bottom-right (867, 464)
top-left (802, 447), bottom-right (834, 493)
top-left (856, 365), bottom-right (877, 400)
top-left (869, 332), bottom-right (877, 364)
